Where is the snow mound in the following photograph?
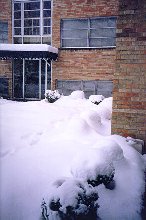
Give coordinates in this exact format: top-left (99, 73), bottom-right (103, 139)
top-left (71, 140), bottom-right (123, 182)
top-left (70, 90), bottom-right (85, 99)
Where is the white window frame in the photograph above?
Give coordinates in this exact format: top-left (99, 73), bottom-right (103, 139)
top-left (12, 0), bottom-right (52, 45)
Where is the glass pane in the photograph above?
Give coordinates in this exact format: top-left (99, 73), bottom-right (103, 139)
top-left (90, 28), bottom-right (116, 38)
top-left (24, 28), bottom-right (32, 35)
top-left (14, 28), bottom-right (21, 35)
top-left (13, 60), bottom-right (23, 98)
top-left (14, 11), bottom-right (21, 19)
top-left (24, 19), bottom-right (32, 27)
top-left (14, 20), bottom-right (21, 27)
top-left (43, 10), bottom-right (51, 17)
top-left (90, 37), bottom-right (116, 47)
top-left (42, 36), bottom-right (51, 44)
top-left (33, 27), bottom-right (40, 35)
top-left (107, 17), bottom-right (116, 27)
top-left (41, 60), bottom-right (45, 99)
top-left (43, 18), bottom-right (51, 26)
top-left (62, 29), bottom-right (87, 38)
top-left (90, 17), bottom-right (116, 28)
top-left (24, 2), bottom-right (40, 10)
top-left (23, 37), bottom-right (41, 44)
top-left (24, 10), bottom-right (40, 18)
top-left (62, 19), bottom-right (88, 29)
top-left (43, 27), bottom-right (51, 34)
top-left (25, 60), bottom-right (39, 99)
top-left (43, 1), bottom-right (51, 9)
top-left (33, 19), bottom-right (40, 26)
top-left (13, 37), bottom-right (22, 44)
top-left (62, 39), bottom-right (87, 47)
top-left (14, 3), bottom-right (21, 11)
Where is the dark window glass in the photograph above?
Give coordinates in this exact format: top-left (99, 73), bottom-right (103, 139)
top-left (14, 3), bottom-right (21, 11)
top-left (43, 10), bottom-right (51, 17)
top-left (24, 19), bottom-right (32, 27)
top-left (13, 60), bottom-right (23, 98)
top-left (43, 18), bottom-right (51, 26)
top-left (14, 20), bottom-right (21, 27)
top-left (14, 11), bottom-right (21, 19)
top-left (33, 19), bottom-right (40, 26)
top-left (24, 10), bottom-right (40, 18)
top-left (14, 28), bottom-right (21, 35)
top-left (13, 37), bottom-right (22, 44)
top-left (43, 27), bottom-right (51, 34)
top-left (24, 28), bottom-right (32, 35)
top-left (33, 27), bottom-right (40, 35)
top-left (24, 2), bottom-right (40, 10)
top-left (43, 1), bottom-right (51, 9)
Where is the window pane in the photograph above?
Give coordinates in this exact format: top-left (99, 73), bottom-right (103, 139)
top-left (62, 39), bottom-right (87, 47)
top-left (14, 20), bottom-right (21, 27)
top-left (14, 11), bottom-right (21, 19)
top-left (42, 36), bottom-right (51, 44)
top-left (13, 37), bottom-right (22, 44)
top-left (62, 29), bottom-right (87, 38)
top-left (43, 18), bottom-right (51, 26)
top-left (24, 19), bottom-right (32, 27)
top-left (90, 28), bottom-right (116, 38)
top-left (33, 19), bottom-right (40, 26)
top-left (14, 28), bottom-right (21, 35)
top-left (43, 27), bottom-right (51, 34)
top-left (43, 1), bottom-right (51, 9)
top-left (24, 10), bottom-right (40, 18)
top-left (43, 10), bottom-right (51, 17)
top-left (24, 2), bottom-right (40, 10)
top-left (33, 27), bottom-right (40, 35)
top-left (14, 3), bottom-right (21, 11)
top-left (90, 17), bottom-right (116, 28)
top-left (90, 37), bottom-right (116, 47)
top-left (23, 37), bottom-right (41, 44)
top-left (14, 60), bottom-right (23, 99)
top-left (24, 28), bottom-right (32, 35)
top-left (62, 19), bottom-right (88, 29)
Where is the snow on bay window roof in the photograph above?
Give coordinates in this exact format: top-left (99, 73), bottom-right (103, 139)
top-left (0, 44), bottom-right (58, 60)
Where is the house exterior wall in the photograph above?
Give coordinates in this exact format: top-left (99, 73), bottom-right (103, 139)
top-left (0, 0), bottom-right (12, 98)
top-left (52, 0), bottom-right (119, 88)
top-left (112, 0), bottom-right (146, 153)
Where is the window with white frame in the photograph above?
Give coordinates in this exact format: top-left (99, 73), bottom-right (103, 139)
top-left (0, 21), bottom-right (8, 43)
top-left (61, 17), bottom-right (117, 48)
top-left (13, 0), bottom-right (52, 44)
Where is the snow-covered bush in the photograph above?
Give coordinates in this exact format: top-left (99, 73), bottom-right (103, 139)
top-left (89, 95), bottom-right (105, 105)
top-left (45, 90), bottom-right (61, 103)
top-left (41, 178), bottom-right (99, 220)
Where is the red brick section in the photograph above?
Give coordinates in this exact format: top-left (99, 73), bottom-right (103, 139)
top-left (112, 0), bottom-right (146, 154)
top-left (52, 0), bottom-right (119, 88)
top-left (0, 0), bottom-right (12, 98)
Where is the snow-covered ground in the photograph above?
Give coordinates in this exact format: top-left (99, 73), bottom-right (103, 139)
top-left (0, 92), bottom-right (146, 220)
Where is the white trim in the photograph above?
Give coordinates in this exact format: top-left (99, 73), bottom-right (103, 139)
top-left (0, 43), bottom-right (58, 53)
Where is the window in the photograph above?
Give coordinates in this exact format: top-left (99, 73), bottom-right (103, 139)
top-left (61, 17), bottom-right (116, 48)
top-left (13, 0), bottom-right (52, 44)
top-left (0, 21), bottom-right (8, 43)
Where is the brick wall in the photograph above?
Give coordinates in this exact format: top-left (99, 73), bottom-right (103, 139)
top-left (0, 0), bottom-right (12, 98)
top-left (112, 0), bottom-right (146, 153)
top-left (52, 0), bottom-right (119, 88)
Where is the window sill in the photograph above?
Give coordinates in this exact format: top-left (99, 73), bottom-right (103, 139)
top-left (59, 46), bottom-right (116, 51)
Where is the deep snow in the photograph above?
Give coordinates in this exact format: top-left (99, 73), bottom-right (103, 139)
top-left (0, 92), bottom-right (145, 220)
